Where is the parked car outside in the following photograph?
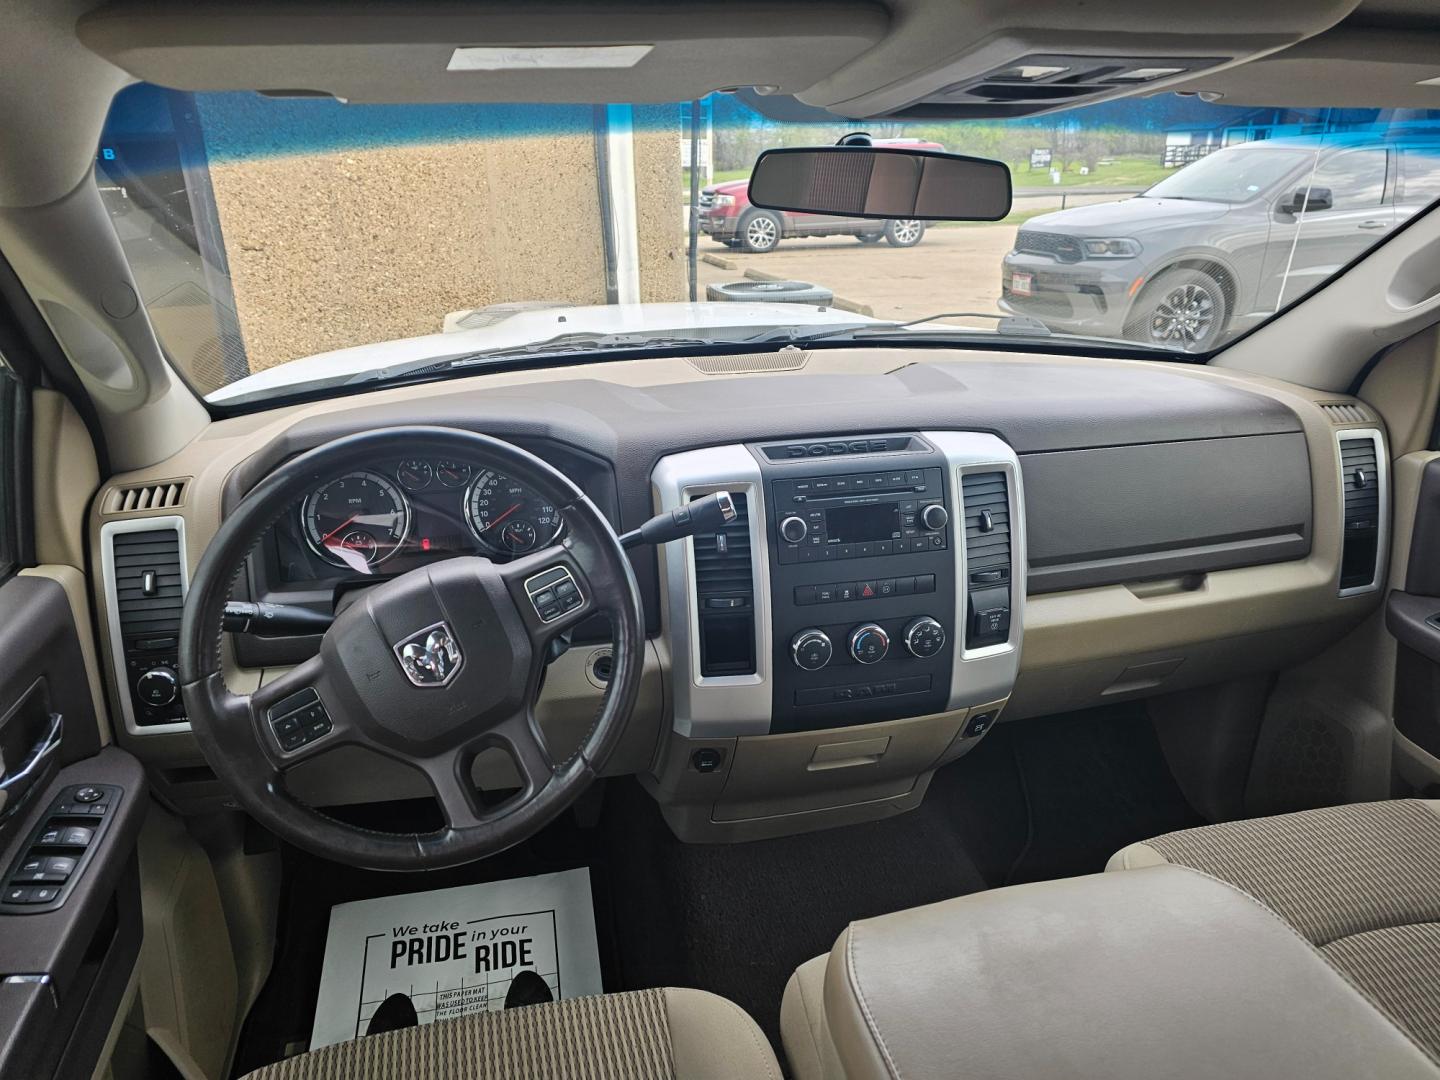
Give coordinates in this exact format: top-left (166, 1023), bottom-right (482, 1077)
top-left (698, 138), bottom-right (943, 252)
top-left (999, 130), bottom-right (1440, 351)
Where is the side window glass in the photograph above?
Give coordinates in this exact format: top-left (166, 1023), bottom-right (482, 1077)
top-left (1401, 148), bottom-right (1440, 207)
top-left (1310, 149), bottom-right (1388, 210)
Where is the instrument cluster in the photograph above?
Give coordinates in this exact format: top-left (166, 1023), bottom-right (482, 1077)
top-left (294, 457), bottom-right (565, 575)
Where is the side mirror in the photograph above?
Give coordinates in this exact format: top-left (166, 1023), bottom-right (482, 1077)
top-left (1280, 186), bottom-right (1333, 214)
top-left (748, 145), bottom-right (1012, 221)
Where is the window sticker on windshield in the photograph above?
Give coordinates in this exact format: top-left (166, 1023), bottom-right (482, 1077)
top-left (308, 868), bottom-right (602, 1050)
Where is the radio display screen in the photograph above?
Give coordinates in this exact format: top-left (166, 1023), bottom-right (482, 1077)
top-left (827, 503), bottom-right (900, 543)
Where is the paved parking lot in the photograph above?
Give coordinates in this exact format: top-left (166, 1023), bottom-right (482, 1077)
top-left (696, 224), bottom-right (1020, 324)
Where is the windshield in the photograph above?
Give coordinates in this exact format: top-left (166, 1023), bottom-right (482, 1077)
top-left (94, 87), bottom-right (1440, 403)
top-left (1141, 146), bottom-right (1309, 203)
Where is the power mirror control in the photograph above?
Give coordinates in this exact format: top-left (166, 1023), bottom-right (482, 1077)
top-left (791, 629), bottom-right (834, 671)
top-left (849, 623), bottom-right (890, 664)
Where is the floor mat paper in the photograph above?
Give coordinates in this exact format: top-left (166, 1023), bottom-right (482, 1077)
top-left (309, 867), bottom-right (602, 1050)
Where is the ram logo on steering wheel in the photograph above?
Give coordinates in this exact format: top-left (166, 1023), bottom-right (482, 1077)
top-left (395, 623), bottom-right (463, 687)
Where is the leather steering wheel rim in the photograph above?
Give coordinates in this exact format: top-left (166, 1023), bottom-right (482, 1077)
top-left (178, 426), bottom-right (645, 871)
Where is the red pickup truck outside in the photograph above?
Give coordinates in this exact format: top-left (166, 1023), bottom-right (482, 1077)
top-left (698, 139), bottom-right (944, 252)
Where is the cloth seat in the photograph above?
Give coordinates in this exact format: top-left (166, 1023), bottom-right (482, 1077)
top-left (1108, 797), bottom-right (1440, 1062)
top-left (781, 798), bottom-right (1440, 1080)
top-left (241, 987), bottom-right (781, 1080)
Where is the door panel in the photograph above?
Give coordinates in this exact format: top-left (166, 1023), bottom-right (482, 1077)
top-left (0, 573), bottom-right (147, 1080)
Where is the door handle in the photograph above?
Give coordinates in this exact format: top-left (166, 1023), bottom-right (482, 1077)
top-left (1359, 220), bottom-right (1389, 230)
top-left (0, 713), bottom-right (62, 818)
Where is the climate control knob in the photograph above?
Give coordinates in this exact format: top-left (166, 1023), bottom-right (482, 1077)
top-left (136, 667), bottom-right (178, 707)
top-left (921, 504), bottom-right (949, 531)
top-left (779, 516), bottom-right (809, 543)
top-left (791, 629), bottom-right (833, 671)
top-left (849, 623), bottom-right (890, 665)
top-left (903, 616), bottom-right (947, 659)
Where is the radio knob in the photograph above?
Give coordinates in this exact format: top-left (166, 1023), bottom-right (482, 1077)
top-left (921, 504), bottom-right (949, 531)
top-left (779, 516), bottom-right (809, 543)
top-left (136, 667), bottom-right (178, 707)
top-left (903, 616), bottom-right (947, 659)
top-left (849, 623), bottom-right (890, 665)
top-left (791, 629), bottom-right (833, 671)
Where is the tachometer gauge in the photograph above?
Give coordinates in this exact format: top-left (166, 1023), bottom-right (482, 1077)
top-left (436, 460), bottom-right (472, 489)
top-left (465, 471), bottom-right (564, 554)
top-left (302, 471), bottom-right (411, 570)
top-left (396, 459), bottom-right (434, 491)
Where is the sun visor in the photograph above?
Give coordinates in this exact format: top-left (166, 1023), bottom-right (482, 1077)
top-left (1164, 27), bottom-right (1440, 109)
top-left (76, 1), bottom-right (889, 104)
top-left (789, 0), bottom-right (1359, 119)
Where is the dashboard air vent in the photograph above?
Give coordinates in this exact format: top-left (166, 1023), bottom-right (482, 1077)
top-left (1338, 433), bottom-right (1383, 593)
top-left (686, 350), bottom-right (810, 374)
top-left (1318, 401), bottom-right (1374, 426)
top-left (111, 528), bottom-right (185, 645)
top-left (692, 491), bottom-right (756, 676)
top-left (104, 479), bottom-right (188, 514)
top-left (962, 472), bottom-right (1012, 581)
top-left (962, 471), bottom-right (1014, 649)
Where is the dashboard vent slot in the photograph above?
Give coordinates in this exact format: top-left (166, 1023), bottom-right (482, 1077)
top-left (692, 491), bottom-right (756, 676)
top-left (104, 479), bottom-right (188, 514)
top-left (1318, 401), bottom-right (1374, 425)
top-left (962, 472), bottom-right (1012, 579)
top-left (686, 350), bottom-right (810, 375)
top-left (111, 528), bottom-right (185, 642)
top-left (1339, 433), bottom-right (1382, 593)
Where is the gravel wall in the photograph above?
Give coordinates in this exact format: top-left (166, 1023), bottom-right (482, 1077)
top-left (203, 107), bottom-right (686, 373)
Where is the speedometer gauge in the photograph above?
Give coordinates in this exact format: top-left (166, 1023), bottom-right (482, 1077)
top-left (465, 471), bottom-right (564, 554)
top-left (302, 471), bottom-right (411, 570)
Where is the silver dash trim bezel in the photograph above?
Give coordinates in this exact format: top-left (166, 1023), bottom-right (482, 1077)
top-left (651, 445), bottom-right (773, 738)
top-left (100, 515), bottom-right (192, 737)
top-left (1336, 428), bottom-right (1388, 598)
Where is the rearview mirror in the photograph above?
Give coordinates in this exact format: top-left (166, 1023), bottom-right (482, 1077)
top-left (748, 146), bottom-right (1012, 221)
top-left (1280, 186), bottom-right (1333, 214)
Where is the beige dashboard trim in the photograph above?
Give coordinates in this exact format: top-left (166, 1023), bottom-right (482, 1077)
top-left (86, 347), bottom-right (1384, 830)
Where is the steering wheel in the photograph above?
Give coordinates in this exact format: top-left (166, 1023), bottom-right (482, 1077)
top-left (178, 427), bottom-right (645, 870)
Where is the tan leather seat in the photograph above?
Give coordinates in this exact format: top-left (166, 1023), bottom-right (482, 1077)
top-left (782, 799), bottom-right (1440, 1080)
top-left (241, 988), bottom-right (781, 1080)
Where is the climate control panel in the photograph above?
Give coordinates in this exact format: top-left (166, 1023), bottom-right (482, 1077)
top-left (762, 434), bottom-right (960, 733)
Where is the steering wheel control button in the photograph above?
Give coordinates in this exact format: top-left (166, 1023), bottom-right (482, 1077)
top-left (268, 690), bottom-right (333, 752)
top-left (791, 629), bottom-right (834, 671)
top-left (903, 617), bottom-right (947, 659)
top-left (135, 667), bottom-right (178, 707)
top-left (525, 566), bottom-right (583, 622)
top-left (849, 624), bottom-right (890, 665)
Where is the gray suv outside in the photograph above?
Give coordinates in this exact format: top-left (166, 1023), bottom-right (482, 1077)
top-left (999, 131), bottom-right (1440, 351)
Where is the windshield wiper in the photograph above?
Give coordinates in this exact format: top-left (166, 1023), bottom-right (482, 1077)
top-left (738, 312), bottom-right (1185, 355)
top-left (343, 332), bottom-right (716, 386)
top-left (740, 311), bottom-right (1053, 346)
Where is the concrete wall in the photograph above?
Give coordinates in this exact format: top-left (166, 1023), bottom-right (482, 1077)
top-left (198, 99), bottom-right (685, 374)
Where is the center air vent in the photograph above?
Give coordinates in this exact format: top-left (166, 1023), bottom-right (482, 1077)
top-left (962, 472), bottom-right (1014, 649)
top-left (962, 472), bottom-right (1012, 581)
top-left (692, 492), bottom-right (755, 676)
top-left (1338, 432), bottom-right (1384, 594)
